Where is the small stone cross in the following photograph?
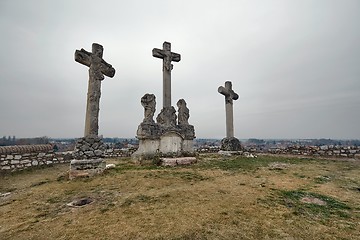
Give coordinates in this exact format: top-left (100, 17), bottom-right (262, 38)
top-left (75, 43), bottom-right (115, 137)
top-left (152, 42), bottom-right (181, 108)
top-left (218, 81), bottom-right (239, 138)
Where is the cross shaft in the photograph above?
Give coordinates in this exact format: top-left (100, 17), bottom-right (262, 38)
top-left (218, 81), bottom-right (239, 138)
top-left (152, 42), bottom-right (181, 108)
top-left (75, 43), bottom-right (115, 137)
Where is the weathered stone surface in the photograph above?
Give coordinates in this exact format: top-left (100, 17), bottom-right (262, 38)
top-left (133, 42), bottom-right (196, 159)
top-left (177, 99), bottom-right (189, 125)
top-left (75, 43), bottom-right (115, 137)
top-left (0, 145), bottom-right (52, 155)
top-left (220, 137), bottom-right (241, 151)
top-left (157, 107), bottom-right (177, 127)
top-left (161, 158), bottom-right (177, 167)
top-left (0, 160), bottom-right (8, 166)
top-left (69, 159), bottom-right (105, 180)
top-left (136, 122), bottom-right (161, 140)
top-left (132, 139), bottom-right (160, 157)
top-left (159, 132), bottom-right (183, 153)
top-left (10, 160), bottom-right (19, 164)
top-left (177, 124), bottom-right (196, 140)
top-left (73, 136), bottom-right (105, 160)
top-left (160, 157), bottom-right (197, 166)
top-left (141, 94), bottom-right (156, 123)
top-left (218, 81), bottom-right (239, 138)
top-left (152, 41), bottom-right (181, 108)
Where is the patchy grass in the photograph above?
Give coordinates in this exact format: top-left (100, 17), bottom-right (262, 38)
top-left (0, 155), bottom-right (359, 240)
top-left (278, 190), bottom-right (351, 219)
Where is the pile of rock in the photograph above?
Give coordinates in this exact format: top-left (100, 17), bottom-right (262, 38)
top-left (70, 136), bottom-right (107, 179)
top-left (73, 136), bottom-right (106, 160)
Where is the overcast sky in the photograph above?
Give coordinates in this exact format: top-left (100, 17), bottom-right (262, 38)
top-left (0, 0), bottom-right (359, 139)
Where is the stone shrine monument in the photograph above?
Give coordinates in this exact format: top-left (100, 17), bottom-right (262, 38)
top-left (70, 43), bottom-right (115, 178)
top-left (218, 81), bottom-right (241, 151)
top-left (133, 42), bottom-right (196, 160)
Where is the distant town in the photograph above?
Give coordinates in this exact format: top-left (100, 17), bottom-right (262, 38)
top-left (1, 136), bottom-right (359, 153)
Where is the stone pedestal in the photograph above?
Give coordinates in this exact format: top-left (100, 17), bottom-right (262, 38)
top-left (132, 119), bottom-right (196, 160)
top-left (220, 137), bottom-right (241, 151)
top-left (69, 159), bottom-right (106, 179)
top-left (69, 136), bottom-right (106, 179)
top-left (133, 127), bottom-right (196, 160)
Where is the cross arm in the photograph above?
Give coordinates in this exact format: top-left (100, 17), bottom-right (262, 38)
top-left (75, 49), bottom-right (115, 78)
top-left (99, 60), bottom-right (116, 78)
top-left (218, 86), bottom-right (230, 97)
top-left (171, 52), bottom-right (181, 62)
top-left (152, 48), bottom-right (164, 59)
top-left (218, 86), bottom-right (239, 100)
top-left (75, 48), bottom-right (91, 67)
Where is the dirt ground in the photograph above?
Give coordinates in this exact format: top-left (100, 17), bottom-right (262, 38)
top-left (0, 154), bottom-right (359, 240)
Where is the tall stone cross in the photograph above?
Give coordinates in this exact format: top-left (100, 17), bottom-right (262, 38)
top-left (218, 81), bottom-right (239, 138)
top-left (75, 43), bottom-right (115, 137)
top-left (152, 41), bottom-right (181, 108)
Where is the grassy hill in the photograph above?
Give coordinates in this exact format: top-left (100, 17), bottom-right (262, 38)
top-left (1, 154), bottom-right (359, 239)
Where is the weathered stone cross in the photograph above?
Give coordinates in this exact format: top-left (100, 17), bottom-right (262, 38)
top-left (152, 41), bottom-right (181, 108)
top-left (75, 43), bottom-right (115, 137)
top-left (218, 81), bottom-right (239, 138)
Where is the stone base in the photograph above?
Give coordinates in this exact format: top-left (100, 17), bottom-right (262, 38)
top-left (220, 137), bottom-right (241, 151)
top-left (69, 159), bottom-right (106, 180)
top-left (218, 150), bottom-right (242, 156)
top-left (132, 133), bottom-right (195, 160)
top-left (161, 157), bottom-right (197, 167)
top-left (73, 136), bottom-right (106, 160)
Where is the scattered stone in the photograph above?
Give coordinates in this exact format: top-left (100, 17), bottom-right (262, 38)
top-left (161, 157), bottom-right (197, 166)
top-left (67, 198), bottom-right (93, 207)
top-left (161, 158), bottom-right (177, 167)
top-left (244, 152), bottom-right (257, 158)
top-left (0, 192), bottom-right (11, 197)
top-left (105, 163), bottom-right (116, 169)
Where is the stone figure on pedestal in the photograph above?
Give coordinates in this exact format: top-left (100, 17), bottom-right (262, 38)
top-left (133, 41), bottom-right (196, 160)
top-left (141, 93), bottom-right (156, 123)
top-left (156, 107), bottom-right (177, 127)
top-left (177, 99), bottom-right (189, 125)
top-left (136, 94), bottom-right (161, 140)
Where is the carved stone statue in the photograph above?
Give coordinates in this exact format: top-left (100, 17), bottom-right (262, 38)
top-left (156, 107), bottom-right (177, 127)
top-left (141, 94), bottom-right (156, 123)
top-left (177, 99), bottom-right (189, 125)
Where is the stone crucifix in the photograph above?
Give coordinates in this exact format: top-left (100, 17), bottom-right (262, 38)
top-left (218, 81), bottom-right (239, 138)
top-left (152, 41), bottom-right (181, 108)
top-left (75, 43), bottom-right (115, 137)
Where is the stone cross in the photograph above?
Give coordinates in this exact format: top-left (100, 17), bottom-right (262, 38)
top-left (218, 81), bottom-right (239, 138)
top-left (75, 43), bottom-right (115, 137)
top-left (152, 41), bottom-right (181, 108)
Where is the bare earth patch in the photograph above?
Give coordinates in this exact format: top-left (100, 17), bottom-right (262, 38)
top-left (300, 196), bottom-right (327, 206)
